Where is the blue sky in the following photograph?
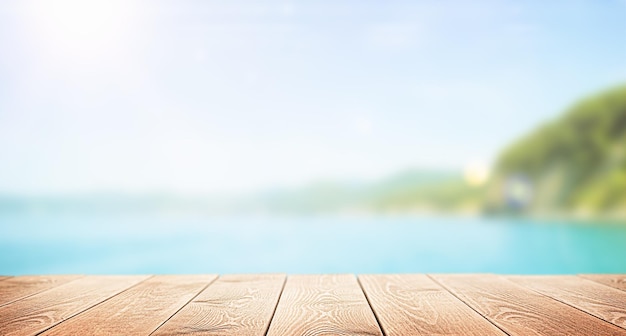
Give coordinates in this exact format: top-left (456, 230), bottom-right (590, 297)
top-left (0, 0), bottom-right (625, 194)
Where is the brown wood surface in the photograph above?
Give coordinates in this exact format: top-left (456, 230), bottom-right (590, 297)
top-left (509, 275), bottom-right (626, 329)
top-left (0, 275), bottom-right (148, 336)
top-left (41, 275), bottom-right (216, 336)
top-left (1, 274), bottom-right (626, 335)
top-left (0, 276), bottom-right (11, 281)
top-left (153, 274), bottom-right (285, 336)
top-left (431, 274), bottom-right (626, 336)
top-left (580, 274), bottom-right (626, 292)
top-left (0, 275), bottom-right (82, 307)
top-left (266, 274), bottom-right (383, 336)
top-left (359, 274), bottom-right (505, 336)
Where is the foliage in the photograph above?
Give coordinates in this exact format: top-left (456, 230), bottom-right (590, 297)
top-left (490, 84), bottom-right (626, 216)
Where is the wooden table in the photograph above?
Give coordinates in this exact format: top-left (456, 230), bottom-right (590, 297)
top-left (0, 274), bottom-right (625, 335)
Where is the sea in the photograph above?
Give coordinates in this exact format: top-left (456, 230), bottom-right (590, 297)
top-left (1, 213), bottom-right (625, 274)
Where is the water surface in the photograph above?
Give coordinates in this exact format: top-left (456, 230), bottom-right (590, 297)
top-left (1, 214), bottom-right (625, 274)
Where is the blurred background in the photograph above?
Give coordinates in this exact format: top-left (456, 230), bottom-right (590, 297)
top-left (1, 0), bottom-right (625, 275)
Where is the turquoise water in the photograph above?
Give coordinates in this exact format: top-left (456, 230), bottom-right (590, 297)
top-left (1, 214), bottom-right (625, 275)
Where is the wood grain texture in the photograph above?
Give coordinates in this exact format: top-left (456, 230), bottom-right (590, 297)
top-left (266, 274), bottom-right (383, 336)
top-left (0, 275), bottom-right (82, 307)
top-left (509, 275), bottom-right (626, 329)
top-left (0, 275), bottom-right (148, 336)
top-left (431, 274), bottom-right (626, 336)
top-left (41, 275), bottom-right (215, 336)
top-left (580, 274), bottom-right (626, 292)
top-left (359, 274), bottom-right (505, 336)
top-left (153, 274), bottom-right (285, 336)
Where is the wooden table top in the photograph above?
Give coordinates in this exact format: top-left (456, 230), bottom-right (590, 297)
top-left (0, 274), bottom-right (625, 335)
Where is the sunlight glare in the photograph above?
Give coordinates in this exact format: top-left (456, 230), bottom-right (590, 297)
top-left (26, 0), bottom-right (135, 60)
top-left (464, 161), bottom-right (490, 186)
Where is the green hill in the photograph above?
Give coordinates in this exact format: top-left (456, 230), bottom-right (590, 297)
top-left (487, 84), bottom-right (626, 217)
top-left (241, 169), bottom-right (483, 215)
top-left (3, 86), bottom-right (624, 218)
top-left (0, 170), bottom-right (484, 215)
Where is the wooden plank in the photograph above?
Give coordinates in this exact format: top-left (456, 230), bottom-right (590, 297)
top-left (266, 274), bottom-right (383, 336)
top-left (509, 275), bottom-right (626, 329)
top-left (0, 276), bottom-right (11, 281)
top-left (431, 274), bottom-right (626, 336)
top-left (0, 275), bottom-right (82, 307)
top-left (0, 275), bottom-right (148, 336)
top-left (580, 274), bottom-right (626, 292)
top-left (153, 274), bottom-right (285, 336)
top-left (359, 274), bottom-right (505, 335)
top-left (41, 275), bottom-right (216, 336)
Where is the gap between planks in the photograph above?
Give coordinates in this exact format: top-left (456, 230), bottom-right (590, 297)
top-left (0, 275), bottom-right (83, 308)
top-left (41, 275), bottom-right (218, 336)
top-left (579, 274), bottom-right (626, 292)
top-left (359, 274), bottom-right (506, 336)
top-left (0, 275), bottom-right (150, 336)
top-left (431, 274), bottom-right (626, 336)
top-left (266, 274), bottom-right (383, 336)
top-left (1, 274), bottom-right (625, 336)
top-left (508, 275), bottom-right (626, 331)
top-left (151, 274), bottom-right (285, 336)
